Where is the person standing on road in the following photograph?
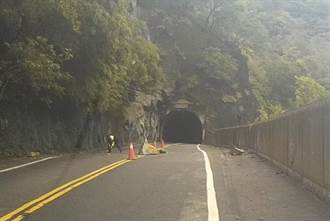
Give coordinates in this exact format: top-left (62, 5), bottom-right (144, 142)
top-left (105, 134), bottom-right (122, 154)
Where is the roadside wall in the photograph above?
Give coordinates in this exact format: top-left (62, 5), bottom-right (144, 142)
top-left (205, 98), bottom-right (330, 202)
top-left (0, 93), bottom-right (162, 156)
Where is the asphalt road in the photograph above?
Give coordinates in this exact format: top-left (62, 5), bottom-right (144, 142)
top-left (0, 144), bottom-right (329, 221)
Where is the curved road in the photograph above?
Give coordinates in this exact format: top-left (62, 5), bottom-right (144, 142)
top-left (0, 144), bottom-right (329, 221)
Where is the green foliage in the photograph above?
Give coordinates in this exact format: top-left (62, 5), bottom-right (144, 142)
top-left (1, 36), bottom-right (72, 105)
top-left (265, 56), bottom-right (303, 106)
top-left (256, 102), bottom-right (284, 122)
top-left (294, 76), bottom-right (326, 107)
top-left (128, 37), bottom-right (163, 93)
top-left (13, 37), bottom-right (72, 94)
top-left (210, 0), bottom-right (330, 119)
top-left (56, 0), bottom-right (81, 32)
top-left (182, 47), bottom-right (238, 111)
top-left (1, 0), bottom-right (328, 124)
top-left (199, 48), bottom-right (237, 84)
top-left (0, 0), bottom-right (163, 113)
top-left (147, 0), bottom-right (329, 123)
top-left (72, 0), bottom-right (163, 113)
top-left (250, 71), bottom-right (285, 121)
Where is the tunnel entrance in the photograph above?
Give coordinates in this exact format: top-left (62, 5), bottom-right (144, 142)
top-left (162, 110), bottom-right (203, 144)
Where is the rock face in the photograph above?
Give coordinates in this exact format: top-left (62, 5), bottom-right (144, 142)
top-left (0, 91), bottom-right (163, 155)
top-left (0, 103), bottom-right (110, 155)
top-left (134, 1), bottom-right (257, 129)
top-left (120, 92), bottom-right (162, 150)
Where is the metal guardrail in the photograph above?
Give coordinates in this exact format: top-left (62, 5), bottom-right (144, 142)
top-left (205, 98), bottom-right (330, 202)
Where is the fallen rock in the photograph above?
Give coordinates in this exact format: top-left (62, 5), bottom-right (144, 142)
top-left (28, 151), bottom-right (40, 158)
top-left (142, 143), bottom-right (167, 155)
top-left (230, 147), bottom-right (245, 156)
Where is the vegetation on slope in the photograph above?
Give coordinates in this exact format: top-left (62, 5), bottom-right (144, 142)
top-left (1, 0), bottom-right (328, 132)
top-left (0, 0), bottom-right (163, 114)
top-left (139, 0), bottom-right (329, 121)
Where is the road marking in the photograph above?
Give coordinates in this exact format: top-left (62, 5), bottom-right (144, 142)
top-left (25, 161), bottom-right (128, 215)
top-left (0, 157), bottom-right (59, 174)
top-left (197, 144), bottom-right (220, 221)
top-left (12, 215), bottom-right (24, 221)
top-left (0, 159), bottom-right (130, 221)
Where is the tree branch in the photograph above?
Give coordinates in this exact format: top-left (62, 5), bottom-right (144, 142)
top-left (206, 0), bottom-right (223, 32)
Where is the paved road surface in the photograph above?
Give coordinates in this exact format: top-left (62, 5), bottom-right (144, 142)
top-left (0, 144), bottom-right (329, 221)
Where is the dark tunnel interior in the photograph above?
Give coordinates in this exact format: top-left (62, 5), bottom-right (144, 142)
top-left (162, 110), bottom-right (203, 144)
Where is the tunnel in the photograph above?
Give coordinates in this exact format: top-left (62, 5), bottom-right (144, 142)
top-left (162, 110), bottom-right (203, 144)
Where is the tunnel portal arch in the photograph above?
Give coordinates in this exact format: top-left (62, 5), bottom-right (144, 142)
top-left (161, 110), bottom-right (203, 144)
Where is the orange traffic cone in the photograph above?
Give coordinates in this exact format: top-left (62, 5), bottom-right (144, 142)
top-left (127, 143), bottom-right (137, 160)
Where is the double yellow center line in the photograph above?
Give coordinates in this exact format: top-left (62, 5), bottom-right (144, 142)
top-left (0, 159), bottom-right (131, 221)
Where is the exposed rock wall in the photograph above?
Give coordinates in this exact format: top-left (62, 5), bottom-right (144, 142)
top-left (0, 91), bottom-right (163, 156)
top-left (0, 103), bottom-right (108, 156)
top-left (120, 93), bottom-right (162, 149)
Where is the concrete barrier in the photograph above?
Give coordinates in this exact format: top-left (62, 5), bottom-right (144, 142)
top-left (205, 98), bottom-right (330, 202)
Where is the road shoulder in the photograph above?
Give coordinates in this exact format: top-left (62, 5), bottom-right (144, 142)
top-left (203, 145), bottom-right (330, 221)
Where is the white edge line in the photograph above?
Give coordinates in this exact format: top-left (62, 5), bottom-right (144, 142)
top-left (197, 144), bottom-right (220, 221)
top-left (0, 156), bottom-right (59, 173)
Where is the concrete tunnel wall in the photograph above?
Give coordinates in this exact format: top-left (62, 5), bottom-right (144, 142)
top-left (161, 110), bottom-right (203, 144)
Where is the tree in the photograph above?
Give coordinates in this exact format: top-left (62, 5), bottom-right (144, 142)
top-left (182, 47), bottom-right (238, 112)
top-left (0, 0), bottom-right (163, 113)
top-left (0, 37), bottom-right (72, 106)
top-left (206, 0), bottom-right (224, 31)
top-left (294, 75), bottom-right (326, 107)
